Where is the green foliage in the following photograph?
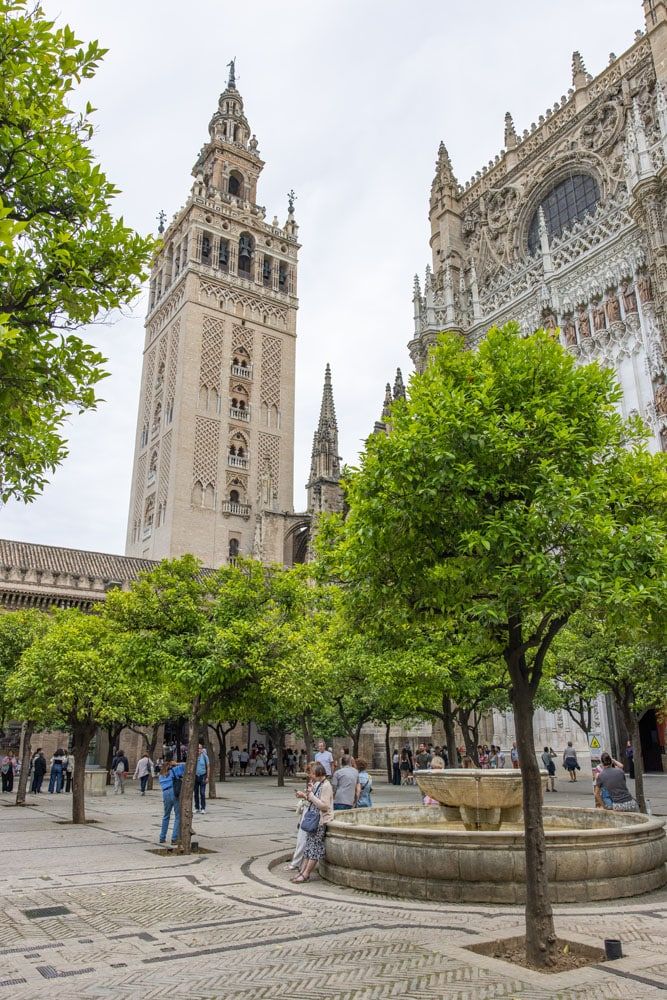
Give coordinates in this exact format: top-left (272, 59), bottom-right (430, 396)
top-left (5, 608), bottom-right (148, 730)
top-left (0, 608), bottom-right (49, 728)
top-left (335, 324), bottom-right (667, 684)
top-left (0, 2), bottom-right (155, 501)
top-left (217, 561), bottom-right (334, 735)
top-left (104, 555), bottom-right (223, 718)
top-left (549, 607), bottom-right (667, 720)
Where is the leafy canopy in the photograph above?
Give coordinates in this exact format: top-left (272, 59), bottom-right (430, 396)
top-left (0, 1), bottom-right (155, 501)
top-left (0, 608), bottom-right (49, 728)
top-left (334, 324), bottom-right (667, 691)
top-left (5, 609), bottom-right (149, 731)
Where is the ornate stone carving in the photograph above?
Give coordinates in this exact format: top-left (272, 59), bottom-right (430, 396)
top-left (580, 101), bottom-right (622, 152)
top-left (638, 271), bottom-right (654, 302)
top-left (577, 305), bottom-right (591, 339)
top-left (655, 381), bottom-right (667, 416)
top-left (621, 279), bottom-right (638, 315)
top-left (592, 299), bottom-right (606, 332)
top-left (606, 289), bottom-right (621, 323)
top-left (563, 315), bottom-right (577, 346)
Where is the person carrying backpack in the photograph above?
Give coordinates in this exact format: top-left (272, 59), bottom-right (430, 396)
top-left (355, 758), bottom-right (373, 808)
top-left (112, 749), bottom-right (129, 794)
top-left (158, 757), bottom-right (185, 845)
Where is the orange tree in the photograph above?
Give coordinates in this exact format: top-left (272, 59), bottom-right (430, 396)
top-left (104, 556), bottom-right (253, 854)
top-left (0, 2), bottom-right (154, 501)
top-left (327, 323), bottom-right (667, 967)
top-left (5, 608), bottom-right (150, 823)
top-left (0, 608), bottom-right (50, 804)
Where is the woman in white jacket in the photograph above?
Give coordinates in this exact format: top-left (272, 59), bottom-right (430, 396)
top-left (133, 753), bottom-right (155, 796)
top-left (285, 762), bottom-right (313, 871)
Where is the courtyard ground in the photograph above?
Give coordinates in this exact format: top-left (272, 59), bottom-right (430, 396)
top-left (1, 771), bottom-right (666, 999)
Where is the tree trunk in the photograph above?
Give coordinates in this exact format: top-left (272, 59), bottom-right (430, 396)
top-left (352, 721), bottom-right (364, 760)
top-left (385, 721), bottom-right (392, 783)
top-left (207, 724), bottom-right (226, 783)
top-left (456, 707), bottom-right (479, 765)
top-left (621, 701), bottom-right (646, 813)
top-left (510, 669), bottom-right (556, 966)
top-left (443, 695), bottom-right (458, 768)
top-left (179, 700), bottom-right (201, 854)
top-left (203, 728), bottom-right (217, 800)
top-left (145, 723), bottom-right (161, 791)
top-left (71, 723), bottom-right (95, 824)
top-left (300, 713), bottom-right (313, 762)
top-left (105, 723), bottom-right (124, 786)
top-left (276, 728), bottom-right (286, 788)
top-left (15, 721), bottom-right (34, 806)
top-left (217, 726), bottom-right (227, 784)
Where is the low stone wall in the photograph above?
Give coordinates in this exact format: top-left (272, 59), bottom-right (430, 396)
top-left (321, 804), bottom-right (667, 904)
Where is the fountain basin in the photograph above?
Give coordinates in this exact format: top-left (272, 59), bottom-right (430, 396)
top-left (321, 805), bottom-right (667, 904)
top-left (415, 768), bottom-right (547, 830)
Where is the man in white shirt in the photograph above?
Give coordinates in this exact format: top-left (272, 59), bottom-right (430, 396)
top-left (314, 739), bottom-right (334, 776)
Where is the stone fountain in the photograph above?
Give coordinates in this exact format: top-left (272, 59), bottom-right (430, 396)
top-left (416, 768), bottom-right (531, 830)
top-left (320, 768), bottom-right (667, 904)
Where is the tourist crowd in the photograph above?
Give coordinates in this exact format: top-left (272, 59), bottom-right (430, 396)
top-left (390, 741), bottom-right (520, 784)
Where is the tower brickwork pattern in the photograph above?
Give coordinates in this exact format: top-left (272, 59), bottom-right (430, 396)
top-left (126, 65), bottom-right (300, 566)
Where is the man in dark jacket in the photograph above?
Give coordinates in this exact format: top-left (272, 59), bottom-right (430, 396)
top-left (31, 750), bottom-right (47, 793)
top-left (112, 749), bottom-right (130, 794)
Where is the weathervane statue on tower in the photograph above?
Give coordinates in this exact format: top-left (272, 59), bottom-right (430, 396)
top-left (226, 57), bottom-right (236, 89)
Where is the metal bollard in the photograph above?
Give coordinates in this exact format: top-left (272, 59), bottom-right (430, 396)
top-left (604, 939), bottom-right (623, 960)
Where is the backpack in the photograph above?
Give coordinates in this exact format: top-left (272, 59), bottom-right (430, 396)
top-left (171, 772), bottom-right (182, 799)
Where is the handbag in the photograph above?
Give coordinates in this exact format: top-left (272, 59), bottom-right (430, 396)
top-left (300, 781), bottom-right (322, 832)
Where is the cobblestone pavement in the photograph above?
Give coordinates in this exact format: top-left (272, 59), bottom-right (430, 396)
top-left (1, 775), bottom-right (666, 999)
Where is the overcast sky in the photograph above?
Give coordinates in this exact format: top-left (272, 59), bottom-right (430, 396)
top-left (2, 0), bottom-right (642, 555)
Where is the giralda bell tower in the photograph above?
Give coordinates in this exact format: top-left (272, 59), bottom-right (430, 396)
top-left (125, 62), bottom-right (299, 566)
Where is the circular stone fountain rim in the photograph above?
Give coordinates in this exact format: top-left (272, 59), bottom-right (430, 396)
top-left (327, 805), bottom-right (666, 842)
top-left (413, 767), bottom-right (535, 776)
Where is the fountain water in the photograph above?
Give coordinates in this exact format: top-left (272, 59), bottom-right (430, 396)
top-left (321, 769), bottom-right (667, 904)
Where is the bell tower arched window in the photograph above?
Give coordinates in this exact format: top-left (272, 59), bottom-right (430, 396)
top-left (218, 238), bottom-right (229, 271)
top-left (201, 231), bottom-right (212, 265)
top-left (238, 232), bottom-right (254, 277)
top-left (229, 537), bottom-right (240, 563)
top-left (263, 256), bottom-right (273, 287)
top-left (228, 171), bottom-right (243, 197)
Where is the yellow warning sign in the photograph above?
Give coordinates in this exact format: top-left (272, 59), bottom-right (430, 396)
top-left (589, 735), bottom-right (601, 750)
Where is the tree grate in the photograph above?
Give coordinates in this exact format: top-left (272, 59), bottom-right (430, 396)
top-left (37, 965), bottom-right (94, 979)
top-left (23, 905), bottom-right (71, 919)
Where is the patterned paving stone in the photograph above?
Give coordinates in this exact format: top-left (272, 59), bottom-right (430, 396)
top-left (1, 780), bottom-right (665, 1000)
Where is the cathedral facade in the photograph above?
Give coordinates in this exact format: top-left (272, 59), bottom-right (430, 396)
top-left (124, 64), bottom-right (337, 569)
top-left (403, 1), bottom-right (667, 766)
top-left (410, 1), bottom-right (667, 456)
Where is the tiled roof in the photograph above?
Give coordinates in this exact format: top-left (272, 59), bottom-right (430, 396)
top-left (0, 538), bottom-right (158, 581)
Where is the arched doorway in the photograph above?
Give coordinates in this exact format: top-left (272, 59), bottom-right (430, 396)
top-left (639, 709), bottom-right (664, 773)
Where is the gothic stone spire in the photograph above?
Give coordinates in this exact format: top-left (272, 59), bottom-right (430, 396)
top-left (382, 382), bottom-right (393, 419)
top-left (504, 111), bottom-right (518, 149)
top-left (307, 364), bottom-right (342, 514)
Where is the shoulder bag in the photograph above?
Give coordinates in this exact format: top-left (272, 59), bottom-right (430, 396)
top-left (300, 782), bottom-right (323, 832)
